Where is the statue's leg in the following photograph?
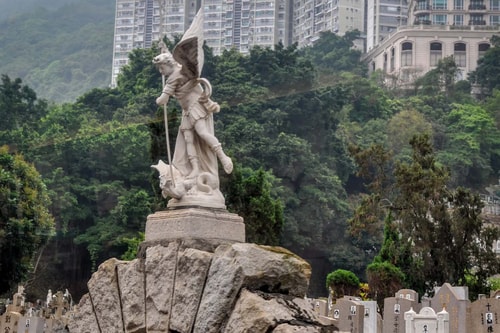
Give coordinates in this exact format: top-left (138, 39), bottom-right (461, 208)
top-left (183, 129), bottom-right (200, 178)
top-left (194, 119), bottom-right (233, 174)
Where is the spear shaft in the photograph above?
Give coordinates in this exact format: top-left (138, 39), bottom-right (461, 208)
top-left (162, 74), bottom-right (175, 187)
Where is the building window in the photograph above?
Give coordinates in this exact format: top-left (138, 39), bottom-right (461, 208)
top-left (491, 15), bottom-right (500, 25)
top-left (430, 42), bottom-right (442, 66)
top-left (454, 14), bottom-right (464, 25)
top-left (492, 0), bottom-right (500, 9)
top-left (417, 0), bottom-right (430, 10)
top-left (433, 0), bottom-right (447, 9)
top-left (433, 14), bottom-right (447, 24)
top-left (454, 0), bottom-right (464, 9)
top-left (470, 0), bottom-right (486, 8)
top-left (454, 43), bottom-right (466, 67)
top-left (390, 48), bottom-right (395, 71)
top-left (415, 14), bottom-right (431, 24)
top-left (383, 53), bottom-right (388, 72)
top-left (401, 42), bottom-right (413, 66)
top-left (478, 43), bottom-right (490, 57)
top-left (469, 14), bottom-right (485, 25)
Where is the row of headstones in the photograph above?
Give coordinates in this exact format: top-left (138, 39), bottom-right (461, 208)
top-left (0, 286), bottom-right (71, 333)
top-left (311, 283), bottom-right (500, 333)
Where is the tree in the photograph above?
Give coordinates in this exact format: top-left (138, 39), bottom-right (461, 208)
top-left (304, 30), bottom-right (366, 78)
top-left (392, 134), bottom-right (500, 296)
top-left (366, 214), bottom-right (406, 309)
top-left (414, 56), bottom-right (461, 98)
top-left (366, 261), bottom-right (405, 310)
top-left (387, 109), bottom-right (433, 158)
top-left (469, 35), bottom-right (500, 96)
top-left (439, 103), bottom-right (500, 187)
top-left (0, 75), bottom-right (48, 152)
top-left (326, 269), bottom-right (361, 300)
top-left (0, 146), bottom-right (55, 295)
top-left (223, 165), bottom-right (284, 245)
top-left (348, 143), bottom-right (393, 248)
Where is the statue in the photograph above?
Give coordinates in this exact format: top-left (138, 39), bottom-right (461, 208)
top-left (46, 289), bottom-right (52, 307)
top-left (152, 9), bottom-right (232, 209)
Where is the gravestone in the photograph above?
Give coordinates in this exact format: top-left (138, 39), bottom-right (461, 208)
top-left (0, 311), bottom-right (21, 333)
top-left (331, 296), bottom-right (365, 333)
top-left (16, 316), bottom-right (45, 333)
top-left (312, 299), bottom-right (329, 317)
top-left (422, 283), bottom-right (469, 333)
top-left (383, 289), bottom-right (420, 333)
top-left (359, 300), bottom-right (380, 333)
top-left (405, 307), bottom-right (449, 333)
top-left (468, 295), bottom-right (500, 333)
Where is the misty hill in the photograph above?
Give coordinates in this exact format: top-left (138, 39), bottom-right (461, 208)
top-left (0, 0), bottom-right (78, 20)
top-left (0, 0), bottom-right (115, 102)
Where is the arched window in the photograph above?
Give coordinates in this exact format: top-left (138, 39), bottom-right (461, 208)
top-left (430, 42), bottom-right (442, 66)
top-left (479, 43), bottom-right (490, 57)
top-left (401, 42), bottom-right (413, 66)
top-left (454, 42), bottom-right (466, 67)
top-left (383, 53), bottom-right (388, 72)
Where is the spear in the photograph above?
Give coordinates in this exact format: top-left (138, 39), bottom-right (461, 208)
top-left (159, 40), bottom-right (175, 187)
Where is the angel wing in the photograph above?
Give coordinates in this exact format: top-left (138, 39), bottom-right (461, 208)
top-left (173, 8), bottom-right (204, 80)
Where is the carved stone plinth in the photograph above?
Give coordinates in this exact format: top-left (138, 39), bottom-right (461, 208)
top-left (145, 207), bottom-right (245, 243)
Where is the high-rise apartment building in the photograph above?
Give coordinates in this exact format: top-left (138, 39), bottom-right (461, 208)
top-left (111, 0), bottom-right (292, 86)
top-left (292, 0), bottom-right (365, 48)
top-left (366, 0), bottom-right (409, 51)
top-left (111, 0), bottom-right (199, 87)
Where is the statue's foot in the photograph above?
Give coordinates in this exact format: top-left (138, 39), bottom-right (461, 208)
top-left (212, 144), bottom-right (233, 174)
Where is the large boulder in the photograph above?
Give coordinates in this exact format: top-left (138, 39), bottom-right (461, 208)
top-left (68, 241), bottom-right (337, 333)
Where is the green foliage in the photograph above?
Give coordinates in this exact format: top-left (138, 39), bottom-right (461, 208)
top-left (223, 165), bottom-right (284, 245)
top-left (414, 56), bottom-right (461, 98)
top-left (0, 146), bottom-right (55, 295)
top-left (392, 135), bottom-right (500, 295)
top-left (326, 269), bottom-right (360, 298)
top-left (488, 276), bottom-right (500, 292)
top-left (303, 30), bottom-right (366, 78)
top-left (469, 35), bottom-right (500, 96)
top-left (387, 109), bottom-right (433, 159)
top-left (440, 103), bottom-right (500, 187)
top-left (0, 0), bottom-right (115, 102)
top-left (119, 232), bottom-right (145, 261)
top-left (366, 260), bottom-right (405, 309)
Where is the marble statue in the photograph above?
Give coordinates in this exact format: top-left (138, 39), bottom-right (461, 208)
top-left (152, 9), bottom-right (232, 209)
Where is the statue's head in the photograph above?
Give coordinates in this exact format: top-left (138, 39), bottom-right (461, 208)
top-left (153, 51), bottom-right (180, 76)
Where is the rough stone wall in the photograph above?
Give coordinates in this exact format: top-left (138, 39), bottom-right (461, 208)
top-left (68, 240), bottom-right (337, 333)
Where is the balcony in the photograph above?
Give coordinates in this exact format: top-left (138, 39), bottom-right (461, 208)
top-left (414, 4), bottom-right (431, 11)
top-left (468, 4), bottom-right (487, 10)
top-left (414, 19), bottom-right (431, 24)
top-left (469, 20), bottom-right (486, 25)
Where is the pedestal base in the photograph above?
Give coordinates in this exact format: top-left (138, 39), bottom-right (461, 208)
top-left (145, 207), bottom-right (245, 243)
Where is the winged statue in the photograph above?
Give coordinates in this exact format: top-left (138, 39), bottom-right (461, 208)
top-left (152, 9), bottom-right (233, 209)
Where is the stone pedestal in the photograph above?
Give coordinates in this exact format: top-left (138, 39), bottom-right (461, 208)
top-left (145, 207), bottom-right (245, 243)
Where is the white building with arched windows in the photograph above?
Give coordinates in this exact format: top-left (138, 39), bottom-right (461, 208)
top-left (362, 0), bottom-right (499, 86)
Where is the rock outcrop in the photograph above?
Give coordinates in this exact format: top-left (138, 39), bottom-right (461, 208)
top-left (68, 240), bottom-right (337, 333)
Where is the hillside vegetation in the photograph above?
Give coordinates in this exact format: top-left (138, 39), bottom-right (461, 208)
top-left (0, 0), bottom-right (114, 102)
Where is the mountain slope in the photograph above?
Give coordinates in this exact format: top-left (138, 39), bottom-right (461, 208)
top-left (0, 0), bottom-right (115, 102)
